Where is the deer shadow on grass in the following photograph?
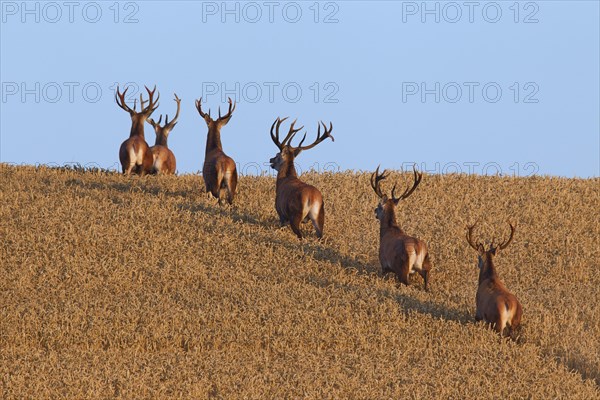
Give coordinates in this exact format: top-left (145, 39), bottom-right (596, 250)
top-left (66, 177), bottom-right (194, 199)
top-left (225, 217), bottom-right (473, 327)
top-left (304, 268), bottom-right (472, 326)
top-left (177, 198), bottom-right (270, 227)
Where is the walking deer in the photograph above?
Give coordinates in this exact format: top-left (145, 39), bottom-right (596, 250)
top-left (269, 117), bottom-right (334, 239)
top-left (370, 166), bottom-right (431, 290)
top-left (466, 223), bottom-right (522, 338)
top-left (195, 97), bottom-right (237, 205)
top-left (147, 93), bottom-right (180, 175)
top-left (116, 85), bottom-right (160, 176)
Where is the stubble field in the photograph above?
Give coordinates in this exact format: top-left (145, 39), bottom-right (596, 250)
top-left (1, 163), bottom-right (599, 399)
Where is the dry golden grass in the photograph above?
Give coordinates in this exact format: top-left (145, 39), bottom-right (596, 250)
top-left (1, 163), bottom-right (599, 399)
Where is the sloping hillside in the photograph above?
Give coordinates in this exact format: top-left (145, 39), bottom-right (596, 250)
top-left (1, 164), bottom-right (598, 398)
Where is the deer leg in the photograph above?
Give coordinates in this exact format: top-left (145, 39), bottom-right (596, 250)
top-left (396, 262), bottom-right (410, 286)
top-left (475, 308), bottom-right (483, 322)
top-left (419, 269), bottom-right (430, 292)
top-left (210, 182), bottom-right (221, 202)
top-left (316, 203), bottom-right (325, 239)
top-left (279, 215), bottom-right (288, 227)
top-left (308, 203), bottom-right (325, 239)
top-left (124, 163), bottom-right (135, 176)
top-left (290, 215), bottom-right (303, 239)
top-left (225, 171), bottom-right (237, 205)
top-left (419, 254), bottom-right (432, 291)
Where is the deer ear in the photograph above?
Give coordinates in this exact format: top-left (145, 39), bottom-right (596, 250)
top-left (293, 147), bottom-right (303, 157)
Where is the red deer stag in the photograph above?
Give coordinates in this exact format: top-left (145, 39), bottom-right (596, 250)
top-left (116, 85), bottom-right (160, 175)
top-left (466, 222), bottom-right (522, 338)
top-left (147, 93), bottom-right (181, 175)
top-left (269, 117), bottom-right (334, 239)
top-left (370, 166), bottom-right (431, 290)
top-left (195, 97), bottom-right (237, 205)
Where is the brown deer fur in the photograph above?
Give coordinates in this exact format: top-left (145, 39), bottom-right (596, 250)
top-left (147, 94), bottom-right (180, 175)
top-left (371, 166), bottom-right (431, 290)
top-left (269, 118), bottom-right (334, 239)
top-left (195, 97), bottom-right (237, 205)
top-left (116, 86), bottom-right (159, 176)
top-left (466, 223), bottom-right (522, 338)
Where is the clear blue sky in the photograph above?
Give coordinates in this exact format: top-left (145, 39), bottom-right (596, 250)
top-left (1, 1), bottom-right (599, 177)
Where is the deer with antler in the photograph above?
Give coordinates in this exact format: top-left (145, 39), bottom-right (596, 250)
top-left (147, 93), bottom-right (181, 175)
top-left (116, 85), bottom-right (160, 176)
top-left (195, 97), bottom-right (237, 205)
top-left (466, 223), bottom-right (522, 338)
top-left (269, 118), bottom-right (334, 239)
top-left (370, 166), bottom-right (431, 290)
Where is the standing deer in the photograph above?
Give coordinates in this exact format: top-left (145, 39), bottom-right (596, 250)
top-left (269, 117), bottom-right (334, 239)
top-left (370, 166), bottom-right (431, 290)
top-left (195, 97), bottom-right (237, 205)
top-left (147, 93), bottom-right (181, 175)
top-left (466, 223), bottom-right (522, 338)
top-left (116, 86), bottom-right (160, 175)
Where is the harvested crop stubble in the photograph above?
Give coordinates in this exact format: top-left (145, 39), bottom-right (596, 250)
top-left (0, 164), bottom-right (598, 399)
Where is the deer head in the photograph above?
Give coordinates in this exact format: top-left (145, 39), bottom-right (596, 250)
top-left (466, 222), bottom-right (516, 272)
top-left (370, 165), bottom-right (422, 222)
top-left (195, 97), bottom-right (236, 130)
top-left (115, 85), bottom-right (160, 136)
top-left (147, 93), bottom-right (181, 146)
top-left (269, 117), bottom-right (334, 173)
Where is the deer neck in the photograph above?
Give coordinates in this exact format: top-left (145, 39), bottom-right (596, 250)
top-left (205, 127), bottom-right (223, 154)
top-left (155, 132), bottom-right (168, 147)
top-left (276, 159), bottom-right (299, 184)
top-left (380, 206), bottom-right (402, 235)
top-left (129, 118), bottom-right (146, 138)
top-left (478, 253), bottom-right (499, 284)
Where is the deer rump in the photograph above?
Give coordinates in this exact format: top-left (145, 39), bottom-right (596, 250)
top-left (275, 178), bottom-right (324, 225)
top-left (151, 146), bottom-right (176, 174)
top-left (203, 153), bottom-right (237, 197)
top-left (476, 279), bottom-right (522, 335)
top-left (119, 136), bottom-right (153, 175)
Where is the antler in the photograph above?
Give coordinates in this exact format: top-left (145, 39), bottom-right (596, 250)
top-left (117, 85), bottom-right (159, 115)
top-left (392, 165), bottom-right (422, 203)
top-left (164, 93), bottom-right (181, 129)
top-left (370, 165), bottom-right (389, 199)
top-left (141, 85), bottom-right (159, 114)
top-left (147, 114), bottom-right (162, 129)
top-left (217, 97), bottom-right (236, 123)
top-left (466, 222), bottom-right (484, 252)
top-left (292, 121), bottom-right (334, 153)
top-left (270, 117), bottom-right (304, 150)
top-left (497, 223), bottom-right (516, 251)
top-left (195, 97), bottom-right (236, 124)
top-left (195, 97), bottom-right (210, 119)
top-left (115, 86), bottom-right (135, 114)
top-left (148, 93), bottom-right (181, 130)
